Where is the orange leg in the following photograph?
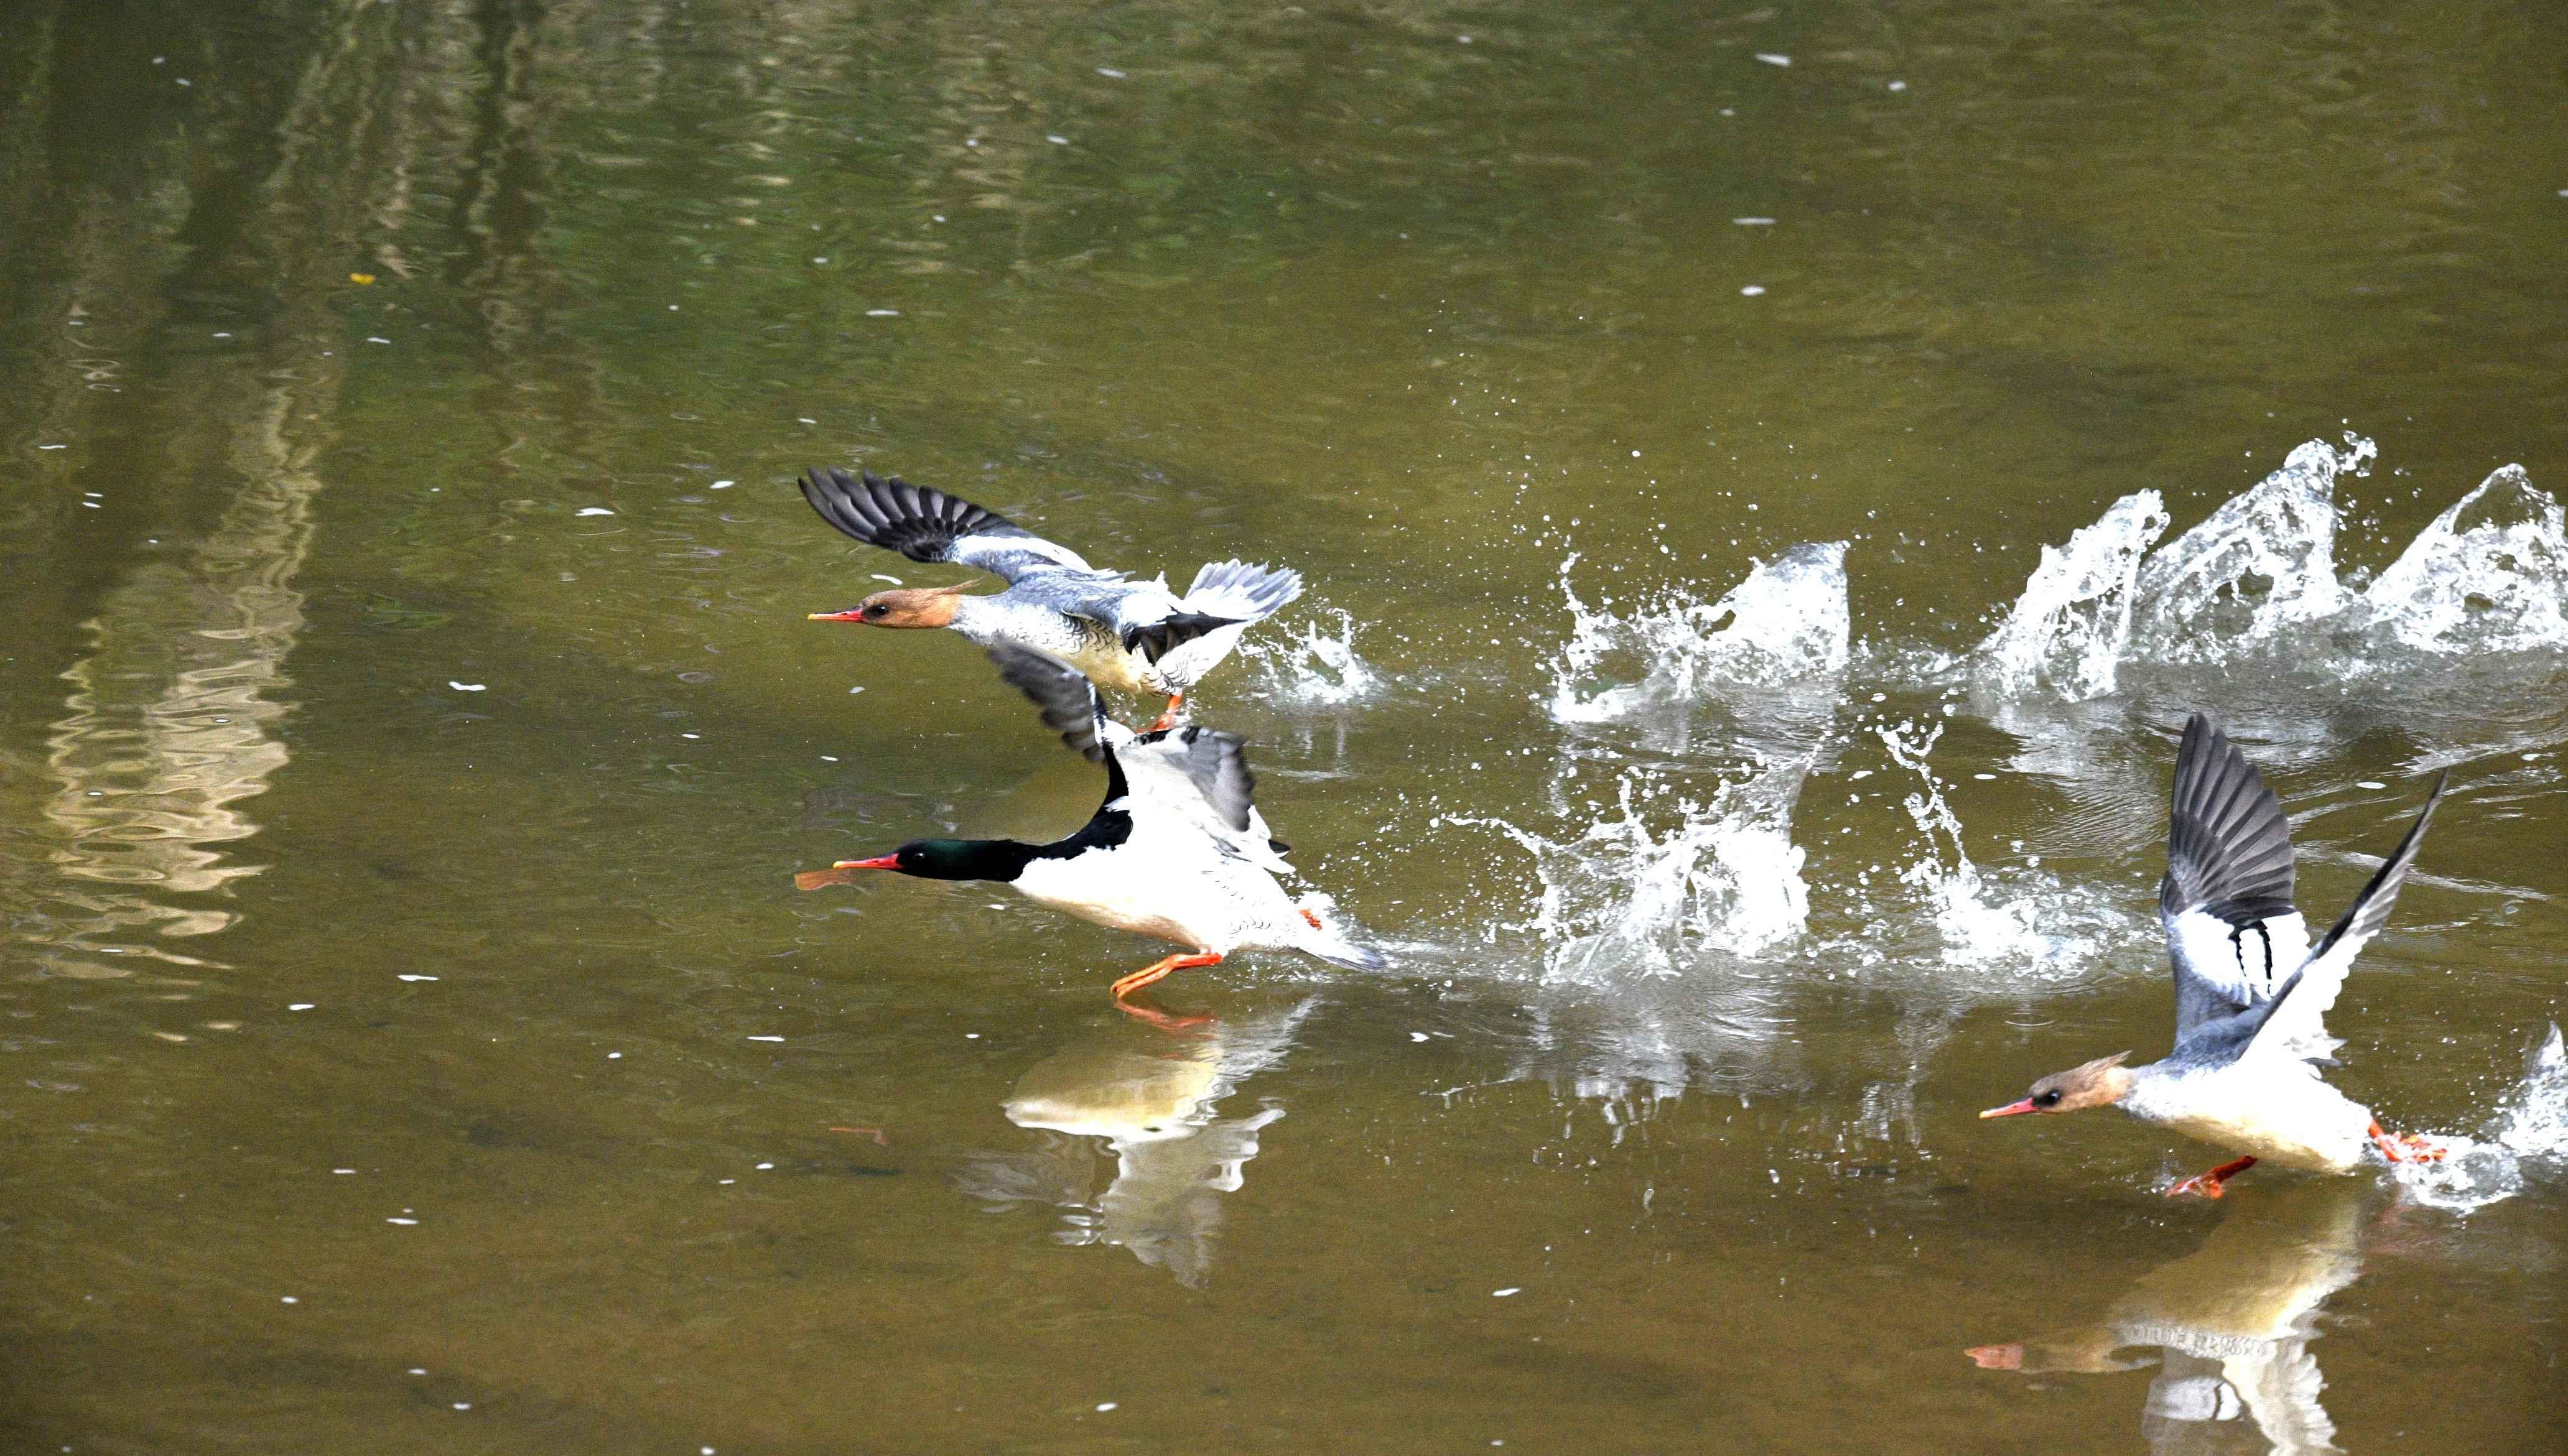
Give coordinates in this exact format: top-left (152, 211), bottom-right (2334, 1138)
top-left (2369, 1120), bottom-right (2447, 1164)
top-left (1300, 907), bottom-right (1323, 929)
top-left (1109, 950), bottom-right (1222, 1001)
top-left (1147, 693), bottom-right (1186, 733)
top-left (2168, 1155), bottom-right (2258, 1198)
top-left (1114, 1000), bottom-right (1217, 1034)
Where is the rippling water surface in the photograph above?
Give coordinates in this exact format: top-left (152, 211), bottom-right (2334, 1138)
top-left (4, 1), bottom-right (2566, 1450)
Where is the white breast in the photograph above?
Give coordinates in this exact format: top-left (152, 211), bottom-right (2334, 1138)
top-left (2125, 1063), bottom-right (2375, 1174)
top-left (1012, 830), bottom-right (1306, 953)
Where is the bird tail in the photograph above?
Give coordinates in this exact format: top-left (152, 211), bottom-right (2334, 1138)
top-left (1181, 560), bottom-right (1305, 623)
top-left (1305, 934), bottom-right (1388, 972)
top-left (1120, 611), bottom-right (1238, 663)
top-left (1293, 896), bottom-right (1387, 971)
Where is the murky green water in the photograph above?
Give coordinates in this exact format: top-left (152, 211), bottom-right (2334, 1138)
top-left (6, 1), bottom-right (2566, 1450)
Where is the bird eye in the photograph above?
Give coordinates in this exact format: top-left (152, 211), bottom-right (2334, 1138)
top-left (2035, 1089), bottom-right (2062, 1108)
top-left (864, 603), bottom-right (888, 619)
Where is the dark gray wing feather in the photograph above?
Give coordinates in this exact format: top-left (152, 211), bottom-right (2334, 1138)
top-left (800, 466), bottom-right (1092, 581)
top-left (2161, 715), bottom-right (2309, 1045)
top-left (985, 644), bottom-right (1108, 764)
top-left (2162, 714), bottom-right (2296, 926)
top-left (1150, 725), bottom-right (1256, 833)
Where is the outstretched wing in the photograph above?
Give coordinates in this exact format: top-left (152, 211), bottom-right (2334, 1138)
top-left (985, 645), bottom-right (1288, 870)
top-left (2241, 772), bottom-right (2449, 1064)
top-left (1128, 725), bottom-right (1257, 833)
top-left (801, 466), bottom-right (1093, 582)
top-left (986, 642), bottom-right (1113, 765)
top-left (2162, 715), bottom-right (2310, 1050)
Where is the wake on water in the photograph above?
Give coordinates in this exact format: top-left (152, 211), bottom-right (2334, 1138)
top-left (2396, 1022), bottom-right (2568, 1213)
top-left (1973, 438), bottom-right (2568, 701)
top-left (1242, 606), bottom-right (1381, 707)
top-left (1326, 437), bottom-right (2566, 1133)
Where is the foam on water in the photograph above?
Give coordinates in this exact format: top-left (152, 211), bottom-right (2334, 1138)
top-left (2362, 465), bottom-right (2568, 653)
top-left (1976, 440), bottom-right (2568, 702)
top-left (1872, 720), bottom-right (2134, 973)
top-left (1244, 607), bottom-right (1380, 706)
top-left (1550, 541), bottom-right (1850, 723)
top-left (1442, 757), bottom-right (1813, 981)
top-left (2393, 1022), bottom-right (2568, 1213)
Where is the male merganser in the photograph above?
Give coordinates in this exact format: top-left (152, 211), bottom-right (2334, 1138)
top-left (799, 465), bottom-right (1304, 728)
top-left (799, 644), bottom-right (1384, 1009)
top-left (1982, 715), bottom-right (2451, 1197)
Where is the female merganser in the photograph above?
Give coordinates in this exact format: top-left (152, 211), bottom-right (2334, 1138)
top-left (799, 643), bottom-right (1384, 1009)
top-left (799, 465), bottom-right (1304, 728)
top-left (1982, 714), bottom-right (2450, 1197)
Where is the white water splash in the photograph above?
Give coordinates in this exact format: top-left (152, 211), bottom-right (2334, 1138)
top-left (2363, 465), bottom-right (2568, 653)
top-left (1976, 493), bottom-right (2169, 700)
top-left (1876, 720), bottom-right (2132, 971)
top-left (1551, 541), bottom-right (1850, 723)
top-left (1444, 759), bottom-right (1812, 980)
top-left (2394, 1022), bottom-right (2568, 1213)
top-left (2131, 436), bottom-right (2364, 659)
top-left (1245, 607), bottom-right (1380, 706)
top-left (1977, 441), bottom-right (2568, 702)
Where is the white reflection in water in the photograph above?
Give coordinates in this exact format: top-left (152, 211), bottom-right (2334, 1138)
top-left (953, 998), bottom-right (1318, 1287)
top-left (1970, 1180), bottom-right (2373, 1456)
top-left (26, 464), bottom-right (318, 978)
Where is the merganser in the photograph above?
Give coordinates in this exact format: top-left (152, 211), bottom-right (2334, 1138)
top-left (799, 465), bottom-right (1304, 728)
top-left (1981, 714), bottom-right (2451, 1197)
top-left (799, 643), bottom-right (1384, 1010)
top-left (1967, 1179), bottom-right (2368, 1453)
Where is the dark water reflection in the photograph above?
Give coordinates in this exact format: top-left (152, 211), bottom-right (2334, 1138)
top-left (3, 0), bottom-right (2566, 1450)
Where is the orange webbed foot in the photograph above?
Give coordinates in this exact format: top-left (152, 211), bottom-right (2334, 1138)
top-left (2369, 1120), bottom-right (2447, 1164)
top-left (2167, 1155), bottom-right (2257, 1198)
top-left (1109, 950), bottom-right (1224, 1000)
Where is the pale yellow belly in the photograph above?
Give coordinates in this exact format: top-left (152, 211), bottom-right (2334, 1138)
top-left (1061, 634), bottom-right (1155, 694)
top-left (2161, 1108), bottom-right (2363, 1174)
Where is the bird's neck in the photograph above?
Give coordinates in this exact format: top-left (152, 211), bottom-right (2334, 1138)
top-left (944, 595), bottom-right (1005, 644)
top-left (904, 838), bottom-right (1041, 882)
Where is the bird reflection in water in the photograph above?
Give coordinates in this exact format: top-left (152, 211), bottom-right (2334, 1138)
top-left (1968, 1180), bottom-right (2376, 1455)
top-left (952, 997), bottom-right (1317, 1287)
